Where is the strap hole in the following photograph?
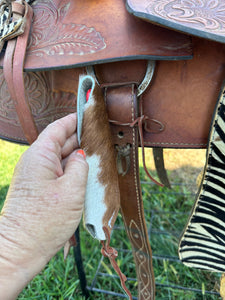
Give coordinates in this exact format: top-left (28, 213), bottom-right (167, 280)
top-left (117, 131), bottom-right (124, 139)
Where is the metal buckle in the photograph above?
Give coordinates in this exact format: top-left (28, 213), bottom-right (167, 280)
top-left (86, 60), bottom-right (156, 97)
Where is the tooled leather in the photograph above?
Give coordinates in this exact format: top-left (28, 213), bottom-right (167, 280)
top-left (106, 84), bottom-right (155, 300)
top-left (0, 0), bottom-right (192, 71)
top-left (3, 2), bottom-right (38, 144)
top-left (0, 70), bottom-right (76, 142)
top-left (147, 0), bottom-right (225, 34)
top-left (127, 0), bottom-right (225, 42)
top-left (1, 38), bottom-right (225, 148)
top-left (1, 1), bottom-right (224, 148)
top-left (26, 0), bottom-right (106, 59)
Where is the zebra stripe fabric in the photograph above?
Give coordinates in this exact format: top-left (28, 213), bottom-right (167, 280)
top-left (179, 83), bottom-right (225, 272)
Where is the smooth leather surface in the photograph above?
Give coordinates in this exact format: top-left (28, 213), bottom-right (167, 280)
top-left (142, 38), bottom-right (225, 148)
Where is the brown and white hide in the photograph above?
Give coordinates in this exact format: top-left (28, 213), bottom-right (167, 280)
top-left (77, 75), bottom-right (120, 240)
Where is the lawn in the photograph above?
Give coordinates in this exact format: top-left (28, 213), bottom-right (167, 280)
top-left (0, 140), bottom-right (221, 299)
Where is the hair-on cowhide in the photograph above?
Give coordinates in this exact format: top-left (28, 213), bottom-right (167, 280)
top-left (77, 75), bottom-right (120, 241)
top-left (76, 75), bottom-right (132, 299)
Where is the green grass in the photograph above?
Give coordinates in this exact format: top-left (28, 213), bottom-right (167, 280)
top-left (0, 140), bottom-right (28, 210)
top-left (0, 141), bottom-right (221, 299)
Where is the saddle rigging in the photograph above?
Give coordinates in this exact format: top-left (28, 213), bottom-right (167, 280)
top-left (0, 1), bottom-right (225, 299)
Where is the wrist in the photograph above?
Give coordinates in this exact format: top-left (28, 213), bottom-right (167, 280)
top-left (0, 215), bottom-right (48, 299)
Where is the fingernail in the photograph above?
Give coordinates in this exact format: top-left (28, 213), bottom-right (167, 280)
top-left (77, 149), bottom-right (86, 158)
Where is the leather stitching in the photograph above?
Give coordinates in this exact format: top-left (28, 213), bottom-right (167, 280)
top-left (131, 85), bottom-right (154, 300)
top-left (144, 141), bottom-right (207, 147)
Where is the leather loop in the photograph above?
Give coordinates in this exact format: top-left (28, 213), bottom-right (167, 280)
top-left (3, 2), bottom-right (38, 144)
top-left (3, 39), bottom-right (17, 100)
top-left (12, 2), bottom-right (25, 15)
top-left (12, 3), bottom-right (38, 143)
top-left (144, 118), bottom-right (164, 134)
top-left (130, 116), bottom-right (164, 187)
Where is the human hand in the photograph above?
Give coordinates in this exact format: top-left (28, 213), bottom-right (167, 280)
top-left (0, 113), bottom-right (88, 298)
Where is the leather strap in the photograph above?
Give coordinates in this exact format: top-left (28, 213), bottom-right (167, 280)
top-left (3, 1), bottom-right (38, 144)
top-left (153, 148), bottom-right (171, 189)
top-left (3, 38), bottom-right (17, 99)
top-left (12, 1), bottom-right (25, 15)
top-left (106, 84), bottom-right (155, 300)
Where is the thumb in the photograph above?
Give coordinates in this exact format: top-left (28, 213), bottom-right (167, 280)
top-left (63, 150), bottom-right (89, 184)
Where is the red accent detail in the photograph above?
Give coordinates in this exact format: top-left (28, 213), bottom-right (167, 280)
top-left (86, 89), bottom-right (91, 102)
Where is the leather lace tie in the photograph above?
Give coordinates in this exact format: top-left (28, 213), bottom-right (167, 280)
top-left (110, 115), bottom-right (164, 187)
top-left (101, 226), bottom-right (133, 300)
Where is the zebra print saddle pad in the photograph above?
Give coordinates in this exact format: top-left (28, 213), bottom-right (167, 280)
top-left (179, 83), bottom-right (225, 272)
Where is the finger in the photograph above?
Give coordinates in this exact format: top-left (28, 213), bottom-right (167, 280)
top-left (61, 133), bottom-right (79, 159)
top-left (37, 113), bottom-right (77, 151)
top-left (62, 150), bottom-right (88, 185)
top-left (59, 150), bottom-right (88, 212)
top-left (61, 156), bottom-right (68, 171)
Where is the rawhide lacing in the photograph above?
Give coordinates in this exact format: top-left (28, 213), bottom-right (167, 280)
top-left (101, 226), bottom-right (133, 300)
top-left (110, 115), bottom-right (164, 187)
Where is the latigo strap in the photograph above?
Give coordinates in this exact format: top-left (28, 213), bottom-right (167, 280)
top-left (106, 83), bottom-right (155, 300)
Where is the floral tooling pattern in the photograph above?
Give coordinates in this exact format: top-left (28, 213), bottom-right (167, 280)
top-left (27, 0), bottom-right (106, 57)
top-left (146, 0), bottom-right (225, 33)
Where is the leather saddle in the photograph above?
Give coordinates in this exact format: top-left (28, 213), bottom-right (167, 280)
top-left (0, 1), bottom-right (225, 299)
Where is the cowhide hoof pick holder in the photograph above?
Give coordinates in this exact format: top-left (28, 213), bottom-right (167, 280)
top-left (77, 75), bottom-right (132, 299)
top-left (77, 75), bottom-right (120, 240)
